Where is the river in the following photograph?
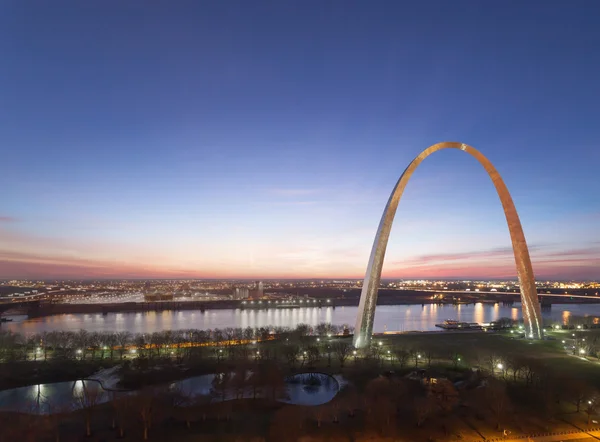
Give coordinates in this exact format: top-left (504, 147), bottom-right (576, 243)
top-left (3, 303), bottom-right (600, 335)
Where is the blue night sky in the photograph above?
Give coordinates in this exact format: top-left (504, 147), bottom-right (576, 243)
top-left (1, 0), bottom-right (599, 280)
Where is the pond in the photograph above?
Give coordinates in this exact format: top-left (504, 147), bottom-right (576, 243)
top-left (0, 372), bottom-right (344, 414)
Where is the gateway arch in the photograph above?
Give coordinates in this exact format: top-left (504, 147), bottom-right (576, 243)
top-left (353, 142), bottom-right (543, 348)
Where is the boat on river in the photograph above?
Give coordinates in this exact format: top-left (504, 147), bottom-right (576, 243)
top-left (435, 319), bottom-right (482, 330)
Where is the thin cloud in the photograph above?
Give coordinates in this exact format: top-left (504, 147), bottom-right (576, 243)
top-left (390, 246), bottom-right (519, 266)
top-left (0, 216), bottom-right (18, 223)
top-left (384, 245), bottom-right (600, 279)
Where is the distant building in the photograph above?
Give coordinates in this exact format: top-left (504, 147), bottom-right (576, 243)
top-left (232, 287), bottom-right (250, 300)
top-left (144, 292), bottom-right (174, 302)
top-left (256, 281), bottom-right (264, 298)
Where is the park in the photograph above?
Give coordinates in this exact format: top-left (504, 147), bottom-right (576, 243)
top-left (2, 320), bottom-right (600, 441)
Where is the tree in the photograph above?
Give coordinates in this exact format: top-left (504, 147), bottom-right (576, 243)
top-left (73, 381), bottom-right (105, 437)
top-left (115, 331), bottom-right (131, 360)
top-left (505, 355), bottom-right (525, 382)
top-left (449, 351), bottom-right (462, 369)
top-left (283, 344), bottom-right (300, 369)
top-left (110, 392), bottom-right (136, 438)
top-left (410, 349), bottom-right (421, 368)
top-left (75, 330), bottom-right (90, 360)
top-left (88, 332), bottom-right (102, 360)
top-left (333, 341), bottom-right (352, 367)
top-left (423, 349), bottom-right (434, 368)
top-left (585, 396), bottom-right (599, 426)
top-left (414, 396), bottom-right (434, 427)
top-left (484, 379), bottom-right (511, 430)
top-left (307, 345), bottom-right (320, 367)
top-left (261, 362), bottom-right (287, 401)
top-left (231, 366), bottom-right (248, 399)
top-left (394, 347), bottom-right (410, 368)
top-left (429, 379), bottom-right (459, 413)
top-left (365, 377), bottom-right (396, 433)
top-left (134, 388), bottom-right (160, 441)
top-left (270, 406), bottom-right (305, 441)
top-left (313, 405), bottom-right (326, 427)
top-left (212, 372), bottom-right (231, 401)
top-left (567, 379), bottom-right (589, 412)
top-left (104, 333), bottom-right (118, 360)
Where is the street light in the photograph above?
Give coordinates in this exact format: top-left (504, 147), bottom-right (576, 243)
top-left (580, 349), bottom-right (586, 355)
top-left (497, 363), bottom-right (503, 370)
top-left (378, 341), bottom-right (382, 346)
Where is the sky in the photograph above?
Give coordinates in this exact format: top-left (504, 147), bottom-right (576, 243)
top-left (1, 0), bottom-right (599, 281)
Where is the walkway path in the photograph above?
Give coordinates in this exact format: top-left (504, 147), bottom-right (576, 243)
top-left (489, 429), bottom-right (600, 441)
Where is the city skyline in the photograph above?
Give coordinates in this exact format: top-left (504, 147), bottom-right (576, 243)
top-left (2, 1), bottom-right (599, 280)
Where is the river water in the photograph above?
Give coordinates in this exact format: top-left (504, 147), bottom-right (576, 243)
top-left (4, 303), bottom-right (600, 335)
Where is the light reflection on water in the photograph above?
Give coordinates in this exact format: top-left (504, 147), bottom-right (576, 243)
top-left (5, 303), bottom-right (600, 336)
top-left (0, 373), bottom-right (342, 414)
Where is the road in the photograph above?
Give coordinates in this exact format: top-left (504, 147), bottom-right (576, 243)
top-left (494, 430), bottom-right (600, 441)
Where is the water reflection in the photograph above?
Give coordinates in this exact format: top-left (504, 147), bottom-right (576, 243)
top-left (0, 373), bottom-right (342, 414)
top-left (5, 304), bottom-right (600, 336)
top-left (474, 303), bottom-right (484, 324)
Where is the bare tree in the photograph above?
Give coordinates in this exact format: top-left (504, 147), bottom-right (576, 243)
top-left (104, 333), bottom-right (118, 360)
top-left (73, 381), bottom-right (105, 437)
top-left (585, 395), bottom-right (599, 426)
top-left (269, 406), bottom-right (305, 441)
top-left (115, 331), bottom-right (131, 360)
top-left (283, 344), bottom-right (300, 369)
top-left (313, 405), bottom-right (326, 428)
top-left (134, 388), bottom-right (157, 441)
top-left (414, 396), bottom-right (434, 427)
top-left (449, 351), bottom-right (462, 369)
top-left (212, 372), bottom-right (231, 401)
top-left (483, 379), bottom-right (510, 430)
top-left (567, 379), bottom-right (589, 412)
top-left (42, 397), bottom-right (73, 442)
top-left (333, 341), bottom-right (352, 367)
top-left (394, 347), bottom-right (410, 368)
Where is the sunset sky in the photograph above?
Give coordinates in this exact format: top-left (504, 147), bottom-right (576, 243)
top-left (1, 1), bottom-right (599, 280)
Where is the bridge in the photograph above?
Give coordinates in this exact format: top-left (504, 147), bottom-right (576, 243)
top-left (419, 289), bottom-right (600, 300)
top-left (0, 296), bottom-right (44, 316)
